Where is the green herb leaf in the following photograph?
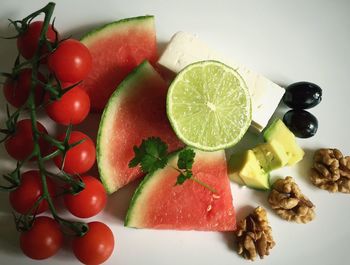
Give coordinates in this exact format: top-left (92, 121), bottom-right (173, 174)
top-left (175, 171), bottom-right (193, 186)
top-left (129, 137), bottom-right (216, 193)
top-left (129, 137), bottom-right (168, 173)
top-left (175, 173), bottom-right (187, 185)
top-left (177, 149), bottom-right (195, 170)
top-left (174, 149), bottom-right (195, 186)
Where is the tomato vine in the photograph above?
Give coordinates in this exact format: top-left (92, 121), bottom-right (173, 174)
top-left (0, 2), bottom-right (89, 237)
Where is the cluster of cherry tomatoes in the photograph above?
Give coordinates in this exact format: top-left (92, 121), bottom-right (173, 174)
top-left (2, 20), bottom-right (114, 264)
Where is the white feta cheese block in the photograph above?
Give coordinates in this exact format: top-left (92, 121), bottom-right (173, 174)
top-left (158, 31), bottom-right (285, 132)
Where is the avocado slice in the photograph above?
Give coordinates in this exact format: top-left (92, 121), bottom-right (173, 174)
top-left (227, 154), bottom-right (245, 186)
top-left (228, 150), bottom-right (270, 190)
top-left (252, 139), bottom-right (289, 172)
top-left (263, 119), bottom-right (304, 165)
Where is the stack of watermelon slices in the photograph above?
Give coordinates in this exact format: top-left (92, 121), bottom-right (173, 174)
top-left (82, 16), bottom-right (236, 231)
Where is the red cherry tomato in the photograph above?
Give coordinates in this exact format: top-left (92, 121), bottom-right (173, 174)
top-left (53, 131), bottom-right (96, 174)
top-left (64, 176), bottom-right (106, 218)
top-left (72, 221), bottom-right (114, 265)
top-left (20, 216), bottom-right (63, 260)
top-left (9, 170), bottom-right (55, 215)
top-left (45, 84), bottom-right (90, 125)
top-left (5, 119), bottom-right (49, 161)
top-left (48, 39), bottom-right (92, 83)
top-left (17, 21), bottom-right (58, 60)
top-left (3, 68), bottom-right (46, 108)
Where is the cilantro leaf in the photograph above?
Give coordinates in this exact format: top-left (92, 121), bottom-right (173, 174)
top-left (177, 149), bottom-right (195, 170)
top-left (140, 152), bottom-right (168, 173)
top-left (175, 149), bottom-right (195, 186)
top-left (175, 173), bottom-right (187, 185)
top-left (128, 137), bottom-right (168, 173)
top-left (175, 171), bottom-right (193, 186)
top-left (129, 139), bottom-right (216, 193)
top-left (128, 146), bottom-right (143, 168)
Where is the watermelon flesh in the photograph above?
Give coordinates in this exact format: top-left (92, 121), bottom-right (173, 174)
top-left (125, 150), bottom-right (236, 231)
top-left (97, 61), bottom-right (183, 193)
top-left (81, 16), bottom-right (158, 111)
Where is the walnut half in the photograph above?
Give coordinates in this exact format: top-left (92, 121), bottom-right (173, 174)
top-left (310, 148), bottom-right (350, 193)
top-left (235, 206), bottom-right (275, 261)
top-left (268, 176), bottom-right (315, 224)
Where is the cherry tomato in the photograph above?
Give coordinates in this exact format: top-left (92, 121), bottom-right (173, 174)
top-left (3, 68), bottom-right (46, 108)
top-left (64, 176), bottom-right (106, 218)
top-left (53, 131), bottom-right (95, 174)
top-left (5, 119), bottom-right (50, 161)
top-left (72, 221), bottom-right (114, 265)
top-left (9, 170), bottom-right (55, 215)
top-left (20, 216), bottom-right (63, 260)
top-left (17, 21), bottom-right (58, 60)
top-left (48, 39), bottom-right (92, 83)
top-left (45, 84), bottom-right (90, 125)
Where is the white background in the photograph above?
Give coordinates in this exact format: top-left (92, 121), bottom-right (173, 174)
top-left (0, 0), bottom-right (349, 264)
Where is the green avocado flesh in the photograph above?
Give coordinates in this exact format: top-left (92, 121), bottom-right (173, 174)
top-left (252, 139), bottom-right (289, 172)
top-left (263, 119), bottom-right (304, 165)
top-left (228, 150), bottom-right (270, 190)
top-left (228, 119), bottom-right (304, 190)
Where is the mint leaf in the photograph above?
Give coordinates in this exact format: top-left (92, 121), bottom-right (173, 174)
top-left (128, 137), bottom-right (168, 173)
top-left (177, 149), bottom-right (195, 170)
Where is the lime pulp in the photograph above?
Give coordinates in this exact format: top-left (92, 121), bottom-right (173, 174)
top-left (167, 60), bottom-right (251, 151)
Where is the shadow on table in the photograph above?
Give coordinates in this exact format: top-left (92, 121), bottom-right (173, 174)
top-left (0, 212), bottom-right (20, 255)
top-left (104, 179), bottom-right (141, 222)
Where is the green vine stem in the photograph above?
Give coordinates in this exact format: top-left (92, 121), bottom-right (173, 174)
top-left (1, 2), bottom-right (88, 237)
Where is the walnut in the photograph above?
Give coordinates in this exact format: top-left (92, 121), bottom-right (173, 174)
top-left (235, 206), bottom-right (275, 261)
top-left (310, 148), bottom-right (350, 193)
top-left (268, 176), bottom-right (315, 223)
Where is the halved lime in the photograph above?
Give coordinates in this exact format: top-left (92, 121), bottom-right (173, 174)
top-left (167, 60), bottom-right (251, 151)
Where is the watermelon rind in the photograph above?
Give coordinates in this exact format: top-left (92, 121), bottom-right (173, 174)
top-left (96, 60), bottom-right (152, 194)
top-left (81, 15), bottom-right (154, 44)
top-left (124, 149), bottom-right (235, 231)
top-left (124, 150), bottom-right (179, 226)
top-left (81, 15), bottom-right (157, 111)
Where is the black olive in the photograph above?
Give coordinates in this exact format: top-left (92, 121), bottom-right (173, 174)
top-left (283, 81), bottom-right (322, 109)
top-left (283, 109), bottom-right (318, 138)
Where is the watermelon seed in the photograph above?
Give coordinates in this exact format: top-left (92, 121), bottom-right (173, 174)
top-left (212, 194), bottom-right (221, 199)
top-left (207, 205), bottom-right (212, 212)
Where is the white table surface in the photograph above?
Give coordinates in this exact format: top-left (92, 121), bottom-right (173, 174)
top-left (0, 0), bottom-right (349, 264)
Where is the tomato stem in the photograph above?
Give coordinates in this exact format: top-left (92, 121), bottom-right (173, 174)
top-left (2, 2), bottom-right (89, 236)
top-left (26, 3), bottom-right (57, 220)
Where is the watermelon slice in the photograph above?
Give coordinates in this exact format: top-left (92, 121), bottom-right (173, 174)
top-left (81, 16), bottom-right (158, 111)
top-left (97, 61), bottom-right (183, 193)
top-left (125, 149), bottom-right (236, 231)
